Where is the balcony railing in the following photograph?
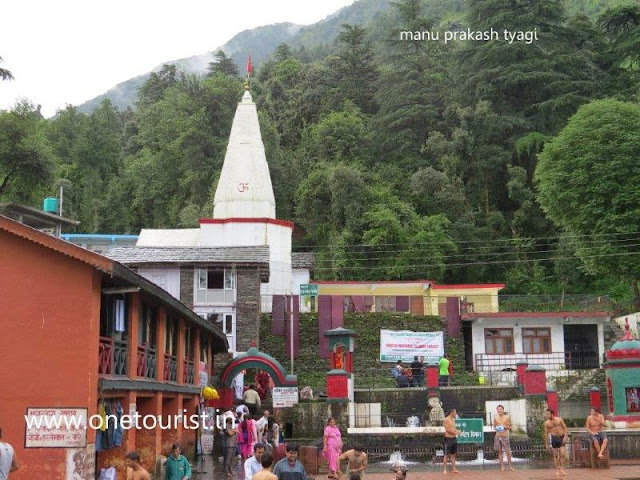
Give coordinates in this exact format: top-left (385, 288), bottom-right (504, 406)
top-left (98, 337), bottom-right (128, 376)
top-left (136, 344), bottom-right (157, 379)
top-left (183, 359), bottom-right (195, 384)
top-left (475, 351), bottom-right (600, 372)
top-left (163, 353), bottom-right (177, 382)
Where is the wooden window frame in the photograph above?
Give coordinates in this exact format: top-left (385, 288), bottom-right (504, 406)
top-left (522, 327), bottom-right (552, 354)
top-left (484, 328), bottom-right (515, 355)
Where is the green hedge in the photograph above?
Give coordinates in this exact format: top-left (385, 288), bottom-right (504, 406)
top-left (258, 312), bottom-right (465, 392)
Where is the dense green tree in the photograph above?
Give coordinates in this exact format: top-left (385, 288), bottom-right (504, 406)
top-left (0, 101), bottom-right (54, 201)
top-left (535, 99), bottom-right (640, 296)
top-left (373, 0), bottom-right (448, 160)
top-left (207, 50), bottom-right (239, 78)
top-left (335, 24), bottom-right (379, 114)
top-left (137, 64), bottom-right (180, 107)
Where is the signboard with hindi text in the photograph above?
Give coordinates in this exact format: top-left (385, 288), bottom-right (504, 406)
top-left (272, 387), bottom-right (299, 408)
top-left (25, 407), bottom-right (88, 448)
top-left (300, 284), bottom-right (318, 296)
top-left (379, 330), bottom-right (444, 363)
top-left (455, 418), bottom-right (484, 444)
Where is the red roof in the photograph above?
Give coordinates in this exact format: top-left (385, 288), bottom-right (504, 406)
top-left (462, 311), bottom-right (609, 320)
top-left (433, 283), bottom-right (506, 290)
top-left (311, 280), bottom-right (434, 285)
top-left (199, 217), bottom-right (294, 228)
top-left (0, 214), bottom-right (114, 273)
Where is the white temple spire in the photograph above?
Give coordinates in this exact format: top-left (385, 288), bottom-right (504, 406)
top-left (213, 87), bottom-right (276, 219)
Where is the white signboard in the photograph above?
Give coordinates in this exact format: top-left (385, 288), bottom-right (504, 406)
top-left (272, 387), bottom-right (299, 408)
top-left (201, 433), bottom-right (214, 454)
top-left (25, 407), bottom-right (88, 448)
top-left (379, 330), bottom-right (444, 363)
top-left (66, 444), bottom-right (95, 480)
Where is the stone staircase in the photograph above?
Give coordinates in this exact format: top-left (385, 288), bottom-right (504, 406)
top-left (559, 369), bottom-right (606, 402)
top-left (603, 319), bottom-right (625, 349)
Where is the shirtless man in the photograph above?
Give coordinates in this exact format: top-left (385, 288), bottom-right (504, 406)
top-left (585, 408), bottom-right (608, 458)
top-left (252, 453), bottom-right (277, 480)
top-left (337, 445), bottom-right (368, 480)
top-left (493, 404), bottom-right (514, 471)
top-left (544, 409), bottom-right (568, 476)
top-left (443, 408), bottom-right (462, 474)
top-left (125, 451), bottom-right (151, 480)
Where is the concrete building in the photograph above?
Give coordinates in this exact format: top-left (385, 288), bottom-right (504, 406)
top-left (310, 280), bottom-right (504, 315)
top-left (463, 311), bottom-right (610, 372)
top-left (108, 245), bottom-right (270, 353)
top-left (0, 214), bottom-right (228, 479)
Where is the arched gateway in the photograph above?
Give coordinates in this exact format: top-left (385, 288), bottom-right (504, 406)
top-left (210, 345), bottom-right (297, 409)
top-left (220, 345), bottom-right (297, 388)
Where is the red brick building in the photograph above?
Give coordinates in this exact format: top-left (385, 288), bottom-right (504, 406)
top-left (0, 215), bottom-right (228, 479)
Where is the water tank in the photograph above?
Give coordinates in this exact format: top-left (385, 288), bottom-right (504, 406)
top-left (43, 197), bottom-right (59, 213)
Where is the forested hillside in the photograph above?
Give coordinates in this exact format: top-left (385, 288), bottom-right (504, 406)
top-left (2, 0), bottom-right (640, 300)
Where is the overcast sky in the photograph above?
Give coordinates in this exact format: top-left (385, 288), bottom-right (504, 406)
top-left (0, 0), bottom-right (356, 117)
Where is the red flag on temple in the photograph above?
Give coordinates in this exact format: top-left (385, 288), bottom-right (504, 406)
top-left (246, 56), bottom-right (253, 76)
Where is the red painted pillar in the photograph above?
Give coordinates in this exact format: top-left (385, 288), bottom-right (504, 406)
top-left (523, 366), bottom-right (546, 396)
top-left (546, 388), bottom-right (558, 415)
top-left (516, 361), bottom-right (528, 391)
top-left (590, 387), bottom-right (602, 411)
top-left (426, 365), bottom-right (439, 388)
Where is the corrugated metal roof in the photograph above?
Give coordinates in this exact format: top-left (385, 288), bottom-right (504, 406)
top-left (107, 246), bottom-right (270, 265)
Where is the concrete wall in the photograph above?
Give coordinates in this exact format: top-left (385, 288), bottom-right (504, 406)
top-left (0, 230), bottom-right (100, 480)
top-left (138, 265), bottom-right (181, 299)
top-left (353, 386), bottom-right (519, 418)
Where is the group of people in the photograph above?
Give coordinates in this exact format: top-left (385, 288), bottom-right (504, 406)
top-left (123, 445), bottom-right (191, 480)
top-left (392, 354), bottom-right (454, 388)
top-left (441, 405), bottom-right (609, 476)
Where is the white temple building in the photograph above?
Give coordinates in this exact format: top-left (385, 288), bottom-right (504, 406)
top-left (136, 87), bottom-right (300, 298)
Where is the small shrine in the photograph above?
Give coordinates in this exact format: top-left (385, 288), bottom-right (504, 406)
top-left (604, 318), bottom-right (640, 428)
top-left (324, 327), bottom-right (356, 402)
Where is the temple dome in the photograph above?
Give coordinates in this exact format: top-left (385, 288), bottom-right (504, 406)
top-left (606, 318), bottom-right (640, 360)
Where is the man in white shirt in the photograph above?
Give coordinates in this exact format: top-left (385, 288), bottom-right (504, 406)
top-left (233, 371), bottom-right (245, 401)
top-left (244, 443), bottom-right (265, 480)
top-left (256, 411), bottom-right (271, 443)
top-left (0, 427), bottom-right (19, 480)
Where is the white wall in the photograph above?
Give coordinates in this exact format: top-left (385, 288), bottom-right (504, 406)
top-left (485, 399), bottom-right (527, 433)
top-left (200, 221), bottom-right (293, 296)
top-left (137, 266), bottom-right (180, 299)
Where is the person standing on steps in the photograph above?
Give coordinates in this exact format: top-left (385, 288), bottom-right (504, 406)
top-left (438, 354), bottom-right (450, 387)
